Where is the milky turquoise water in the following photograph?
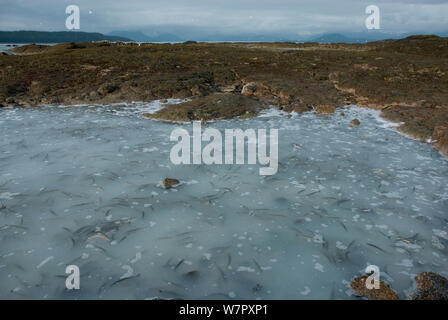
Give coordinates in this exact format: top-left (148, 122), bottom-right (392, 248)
top-left (0, 102), bottom-right (447, 299)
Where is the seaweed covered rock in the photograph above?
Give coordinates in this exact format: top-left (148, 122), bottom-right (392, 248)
top-left (411, 272), bottom-right (448, 300)
top-left (432, 125), bottom-right (448, 157)
top-left (144, 93), bottom-right (263, 122)
top-left (162, 178), bottom-right (180, 189)
top-left (350, 274), bottom-right (399, 300)
top-left (315, 105), bottom-right (335, 114)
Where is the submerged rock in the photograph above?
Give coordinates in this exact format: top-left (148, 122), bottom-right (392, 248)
top-left (162, 178), bottom-right (180, 189)
top-left (350, 118), bottom-right (361, 126)
top-left (411, 272), bottom-right (448, 300)
top-left (315, 105), bottom-right (335, 114)
top-left (350, 274), bottom-right (399, 300)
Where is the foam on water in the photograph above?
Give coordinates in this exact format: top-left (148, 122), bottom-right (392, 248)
top-left (0, 104), bottom-right (447, 299)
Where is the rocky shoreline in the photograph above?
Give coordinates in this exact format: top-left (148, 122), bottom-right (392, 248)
top-left (1, 38), bottom-right (448, 300)
top-left (350, 272), bottom-right (448, 300)
top-left (1, 36), bottom-right (447, 156)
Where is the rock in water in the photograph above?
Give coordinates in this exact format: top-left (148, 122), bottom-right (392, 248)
top-left (350, 118), bottom-right (361, 126)
top-left (350, 274), bottom-right (399, 300)
top-left (162, 178), bottom-right (180, 189)
top-left (315, 105), bottom-right (335, 114)
top-left (411, 272), bottom-right (448, 300)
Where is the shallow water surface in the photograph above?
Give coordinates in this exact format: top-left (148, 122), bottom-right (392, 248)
top-left (0, 103), bottom-right (447, 299)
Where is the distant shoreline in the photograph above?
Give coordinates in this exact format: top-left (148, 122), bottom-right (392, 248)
top-left (0, 30), bottom-right (131, 43)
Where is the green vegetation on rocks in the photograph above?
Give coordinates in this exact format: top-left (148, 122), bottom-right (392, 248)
top-left (143, 93), bottom-right (264, 121)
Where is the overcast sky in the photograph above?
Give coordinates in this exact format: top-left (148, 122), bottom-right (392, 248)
top-left (1, 0), bottom-right (447, 36)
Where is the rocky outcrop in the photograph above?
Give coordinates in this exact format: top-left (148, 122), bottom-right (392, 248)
top-left (411, 272), bottom-right (448, 300)
top-left (350, 274), bottom-right (399, 300)
top-left (144, 93), bottom-right (264, 122)
top-left (241, 82), bottom-right (276, 102)
top-left (315, 105), bottom-right (335, 114)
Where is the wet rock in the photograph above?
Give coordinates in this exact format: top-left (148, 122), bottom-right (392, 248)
top-left (5, 97), bottom-right (15, 104)
top-left (278, 91), bottom-right (292, 105)
top-left (411, 272), bottom-right (448, 300)
top-left (350, 118), bottom-right (360, 126)
top-left (315, 105), bottom-right (335, 114)
top-left (162, 178), bottom-right (180, 189)
top-left (340, 112), bottom-right (345, 116)
top-left (350, 274), bottom-right (399, 300)
top-left (160, 99), bottom-right (168, 103)
top-left (432, 125), bottom-right (448, 157)
top-left (241, 83), bottom-right (258, 96)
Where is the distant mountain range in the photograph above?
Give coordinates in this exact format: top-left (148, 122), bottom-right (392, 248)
top-left (0, 31), bottom-right (131, 43)
top-left (1, 30), bottom-right (447, 44)
top-left (108, 31), bottom-right (181, 42)
top-left (109, 29), bottom-right (448, 43)
top-left (306, 32), bottom-right (448, 43)
top-left (307, 33), bottom-right (372, 43)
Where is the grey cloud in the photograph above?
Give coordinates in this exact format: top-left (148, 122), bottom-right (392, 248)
top-left (0, 0), bottom-right (447, 36)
